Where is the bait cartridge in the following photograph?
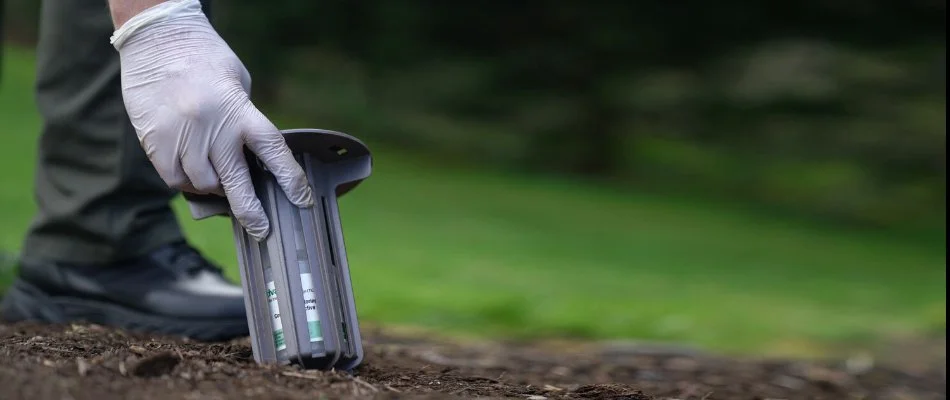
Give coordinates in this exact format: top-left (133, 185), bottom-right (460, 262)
top-left (183, 128), bottom-right (371, 370)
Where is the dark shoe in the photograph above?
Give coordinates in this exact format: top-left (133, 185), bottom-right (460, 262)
top-left (0, 241), bottom-right (249, 341)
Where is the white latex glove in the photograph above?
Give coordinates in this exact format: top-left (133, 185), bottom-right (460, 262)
top-left (110, 0), bottom-right (313, 241)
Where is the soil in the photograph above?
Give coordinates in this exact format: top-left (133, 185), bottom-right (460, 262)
top-left (0, 322), bottom-right (945, 400)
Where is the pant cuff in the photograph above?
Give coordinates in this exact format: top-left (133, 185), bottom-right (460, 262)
top-left (19, 219), bottom-right (185, 265)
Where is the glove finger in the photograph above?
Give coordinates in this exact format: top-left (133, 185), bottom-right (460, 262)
top-left (180, 150), bottom-right (224, 196)
top-left (241, 106), bottom-right (314, 208)
top-left (142, 134), bottom-right (193, 191)
top-left (210, 137), bottom-right (270, 241)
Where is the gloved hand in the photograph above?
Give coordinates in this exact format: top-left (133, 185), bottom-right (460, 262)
top-left (110, 0), bottom-right (313, 241)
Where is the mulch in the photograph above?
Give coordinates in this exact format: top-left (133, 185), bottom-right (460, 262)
top-left (0, 322), bottom-right (945, 400)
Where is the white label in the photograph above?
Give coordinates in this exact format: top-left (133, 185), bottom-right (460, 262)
top-left (300, 271), bottom-right (323, 342)
top-left (266, 280), bottom-right (286, 351)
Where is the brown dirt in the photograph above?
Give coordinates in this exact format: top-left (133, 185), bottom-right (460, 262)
top-left (0, 322), bottom-right (944, 400)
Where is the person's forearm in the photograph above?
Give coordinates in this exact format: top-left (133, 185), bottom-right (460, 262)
top-left (108, 0), bottom-right (168, 28)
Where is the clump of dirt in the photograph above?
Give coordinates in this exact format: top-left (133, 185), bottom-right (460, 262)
top-left (0, 321), bottom-right (944, 400)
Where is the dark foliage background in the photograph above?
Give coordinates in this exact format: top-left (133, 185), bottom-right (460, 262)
top-left (3, 0), bottom-right (946, 232)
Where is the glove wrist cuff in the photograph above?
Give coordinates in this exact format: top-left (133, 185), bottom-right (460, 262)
top-left (110, 0), bottom-right (204, 50)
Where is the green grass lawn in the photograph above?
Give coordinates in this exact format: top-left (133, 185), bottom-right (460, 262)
top-left (1, 45), bottom-right (945, 356)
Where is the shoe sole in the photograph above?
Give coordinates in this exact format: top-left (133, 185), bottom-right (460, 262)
top-left (0, 279), bottom-right (249, 342)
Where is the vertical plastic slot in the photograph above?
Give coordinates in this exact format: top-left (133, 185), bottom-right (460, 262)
top-left (257, 242), bottom-right (284, 354)
top-left (254, 178), bottom-right (289, 363)
top-left (320, 196), bottom-right (346, 352)
top-left (299, 153), bottom-right (342, 367)
top-left (321, 195), bottom-right (355, 358)
top-left (324, 193), bottom-right (362, 367)
top-left (234, 217), bottom-right (276, 364)
top-left (290, 200), bottom-right (328, 357)
top-left (270, 173), bottom-right (310, 366)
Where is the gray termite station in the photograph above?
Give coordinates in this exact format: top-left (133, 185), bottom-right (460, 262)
top-left (184, 128), bottom-right (372, 370)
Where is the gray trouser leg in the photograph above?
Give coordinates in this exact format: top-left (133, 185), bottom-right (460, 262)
top-left (20, 0), bottom-right (212, 265)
